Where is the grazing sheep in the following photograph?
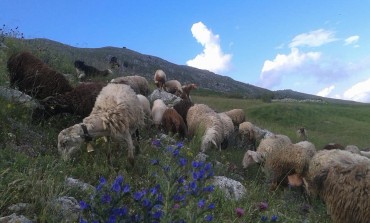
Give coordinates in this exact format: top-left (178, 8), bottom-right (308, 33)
top-left (111, 75), bottom-right (150, 96)
top-left (74, 60), bottom-right (112, 81)
top-left (242, 134), bottom-right (292, 169)
top-left (151, 99), bottom-right (167, 127)
top-left (218, 112), bottom-right (235, 149)
top-left (7, 51), bottom-right (73, 99)
top-left (238, 121), bottom-right (256, 150)
top-left (264, 141), bottom-right (316, 190)
top-left (137, 94), bottom-right (151, 121)
top-left (224, 109), bottom-right (246, 127)
top-left (344, 145), bottom-right (370, 158)
top-left (303, 149), bottom-right (370, 223)
top-left (58, 83), bottom-right (145, 165)
top-left (154, 69), bottom-right (166, 90)
top-left (32, 82), bottom-right (106, 120)
top-left (186, 104), bottom-right (224, 152)
top-left (164, 80), bottom-right (182, 95)
top-left (180, 83), bottom-right (197, 101)
top-left (296, 127), bottom-right (308, 140)
top-left (161, 108), bottom-right (187, 138)
top-left (322, 143), bottom-right (344, 150)
top-left (173, 99), bottom-right (194, 126)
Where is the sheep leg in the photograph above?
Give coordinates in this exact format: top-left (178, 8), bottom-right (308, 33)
top-left (120, 130), bottom-right (135, 166)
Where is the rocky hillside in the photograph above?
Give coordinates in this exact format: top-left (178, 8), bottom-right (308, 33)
top-left (0, 38), bottom-right (361, 104)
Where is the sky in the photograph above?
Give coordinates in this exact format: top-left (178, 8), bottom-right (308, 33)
top-left (2, 1), bottom-right (370, 102)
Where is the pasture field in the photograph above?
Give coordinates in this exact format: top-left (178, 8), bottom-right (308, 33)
top-left (1, 90), bottom-right (370, 222)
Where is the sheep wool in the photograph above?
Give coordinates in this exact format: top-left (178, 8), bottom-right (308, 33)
top-left (151, 99), bottom-right (167, 126)
top-left (58, 83), bottom-right (144, 165)
top-left (224, 109), bottom-right (246, 127)
top-left (305, 149), bottom-right (370, 223)
top-left (161, 108), bottom-right (187, 138)
top-left (111, 75), bottom-right (149, 96)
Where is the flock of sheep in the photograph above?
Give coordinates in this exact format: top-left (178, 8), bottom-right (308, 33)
top-left (6, 51), bottom-right (370, 223)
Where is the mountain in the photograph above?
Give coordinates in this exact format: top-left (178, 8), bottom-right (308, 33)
top-left (3, 38), bottom-right (362, 104)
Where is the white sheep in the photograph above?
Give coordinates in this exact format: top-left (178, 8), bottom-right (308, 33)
top-left (58, 83), bottom-right (144, 165)
top-left (186, 104), bottom-right (224, 152)
top-left (344, 144), bottom-right (370, 158)
top-left (263, 141), bottom-right (316, 190)
top-left (218, 112), bottom-right (235, 149)
top-left (242, 134), bottom-right (292, 169)
top-left (137, 94), bottom-right (151, 122)
top-left (303, 149), bottom-right (370, 223)
top-left (151, 99), bottom-right (167, 127)
top-left (224, 109), bottom-right (246, 127)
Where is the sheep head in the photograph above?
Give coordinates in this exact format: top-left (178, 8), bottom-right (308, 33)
top-left (242, 150), bottom-right (263, 169)
top-left (58, 124), bottom-right (86, 161)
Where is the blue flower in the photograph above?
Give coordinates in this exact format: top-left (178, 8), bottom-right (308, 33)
top-left (107, 215), bottom-right (116, 223)
top-left (163, 165), bottom-right (170, 172)
top-left (96, 176), bottom-right (107, 191)
top-left (114, 175), bottom-right (123, 184)
top-left (271, 215), bottom-right (278, 222)
top-left (176, 141), bottom-right (184, 148)
top-left (150, 185), bottom-right (159, 195)
top-left (101, 193), bottom-right (111, 204)
top-left (79, 200), bottom-right (88, 210)
top-left (152, 139), bottom-right (161, 147)
top-left (203, 185), bottom-right (215, 192)
top-left (166, 145), bottom-right (174, 153)
top-left (261, 215), bottom-right (268, 222)
top-left (208, 203), bottom-right (215, 209)
top-left (134, 191), bottom-right (144, 201)
top-left (79, 217), bottom-right (88, 223)
top-left (112, 181), bottom-right (121, 192)
top-left (179, 158), bottom-right (187, 166)
top-left (113, 207), bottom-right (127, 216)
top-left (152, 210), bottom-right (163, 219)
top-left (177, 176), bottom-right (185, 184)
top-left (142, 198), bottom-right (152, 208)
top-left (198, 199), bottom-right (205, 208)
top-left (189, 181), bottom-right (197, 191)
top-left (192, 161), bottom-right (200, 168)
top-left (122, 184), bottom-right (130, 193)
top-left (151, 159), bottom-right (159, 165)
top-left (205, 214), bottom-right (213, 221)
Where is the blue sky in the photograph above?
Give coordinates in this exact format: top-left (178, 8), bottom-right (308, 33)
top-left (2, 1), bottom-right (370, 102)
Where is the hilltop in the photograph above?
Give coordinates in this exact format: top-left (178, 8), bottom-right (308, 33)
top-left (0, 38), bottom-right (362, 104)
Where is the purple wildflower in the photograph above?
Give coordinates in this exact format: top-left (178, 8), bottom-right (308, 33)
top-left (236, 207), bottom-right (245, 217)
top-left (258, 201), bottom-right (268, 211)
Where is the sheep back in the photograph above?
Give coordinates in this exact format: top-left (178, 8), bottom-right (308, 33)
top-left (173, 99), bottom-right (194, 125)
top-left (305, 149), bottom-right (370, 223)
top-left (7, 51), bottom-right (73, 99)
top-left (164, 80), bottom-right (182, 94)
top-left (224, 109), bottom-right (246, 126)
top-left (151, 99), bottom-right (167, 126)
top-left (111, 75), bottom-right (149, 96)
top-left (154, 69), bottom-right (166, 89)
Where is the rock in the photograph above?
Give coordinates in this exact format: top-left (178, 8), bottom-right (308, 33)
top-left (48, 196), bottom-right (80, 223)
top-left (194, 152), bottom-right (208, 162)
top-left (0, 213), bottom-right (32, 223)
top-left (211, 176), bottom-right (247, 200)
top-left (0, 86), bottom-right (42, 109)
top-left (148, 89), bottom-right (181, 106)
top-left (65, 177), bottom-right (95, 192)
top-left (7, 203), bottom-right (30, 213)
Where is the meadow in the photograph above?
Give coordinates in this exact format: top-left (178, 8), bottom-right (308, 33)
top-left (1, 33), bottom-right (370, 222)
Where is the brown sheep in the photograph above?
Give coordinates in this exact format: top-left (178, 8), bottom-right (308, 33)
top-left (111, 75), bottom-right (150, 96)
top-left (173, 99), bottom-right (194, 126)
top-left (180, 83), bottom-right (197, 101)
top-left (7, 51), bottom-right (73, 99)
top-left (154, 69), bottom-right (166, 90)
top-left (74, 60), bottom-right (112, 81)
top-left (322, 143), bottom-right (344, 150)
top-left (32, 82), bottom-right (106, 121)
top-left (161, 108), bottom-right (187, 138)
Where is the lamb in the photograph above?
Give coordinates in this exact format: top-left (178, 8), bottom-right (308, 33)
top-left (303, 149), bottom-right (370, 223)
top-left (263, 141), bottom-right (316, 190)
top-left (74, 60), bottom-right (112, 81)
top-left (164, 80), bottom-right (182, 95)
top-left (110, 75), bottom-right (150, 96)
top-left (7, 51), bottom-right (73, 99)
top-left (137, 94), bottom-right (151, 120)
top-left (186, 104), bottom-right (224, 152)
top-left (224, 109), bottom-right (246, 127)
top-left (242, 134), bottom-right (292, 169)
top-left (161, 108), bottom-right (187, 138)
top-left (58, 83), bottom-right (145, 165)
top-left (218, 112), bottom-right (235, 149)
top-left (151, 99), bottom-right (167, 127)
top-left (173, 99), bottom-right (194, 126)
top-left (154, 69), bottom-right (166, 90)
top-left (32, 82), bottom-right (106, 120)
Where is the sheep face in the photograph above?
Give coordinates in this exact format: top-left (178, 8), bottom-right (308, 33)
top-left (58, 124), bottom-right (85, 161)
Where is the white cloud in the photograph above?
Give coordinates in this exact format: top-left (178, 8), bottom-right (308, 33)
top-left (344, 35), bottom-right (359, 45)
top-left (317, 85), bottom-right (335, 97)
top-left (186, 22), bottom-right (232, 73)
top-left (289, 29), bottom-right (337, 48)
top-left (259, 48), bottom-right (321, 88)
top-left (342, 78), bottom-right (370, 102)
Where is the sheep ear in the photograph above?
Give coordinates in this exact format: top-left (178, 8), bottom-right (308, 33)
top-left (288, 174), bottom-right (303, 187)
top-left (247, 150), bottom-right (261, 163)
